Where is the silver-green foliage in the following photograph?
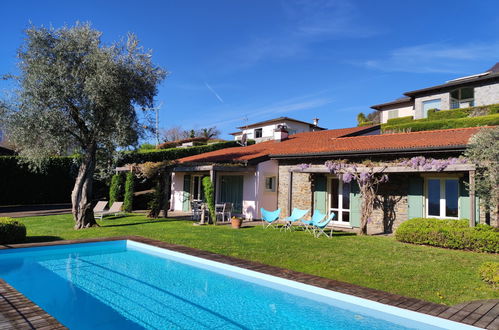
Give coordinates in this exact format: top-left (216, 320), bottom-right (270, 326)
top-left (5, 22), bottom-right (166, 167)
top-left (465, 127), bottom-right (499, 220)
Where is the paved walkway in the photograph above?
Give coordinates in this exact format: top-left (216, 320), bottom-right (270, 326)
top-left (0, 237), bottom-right (497, 329)
top-left (0, 204), bottom-right (71, 218)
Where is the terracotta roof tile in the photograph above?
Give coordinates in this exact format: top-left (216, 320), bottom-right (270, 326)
top-left (178, 126), bottom-right (490, 163)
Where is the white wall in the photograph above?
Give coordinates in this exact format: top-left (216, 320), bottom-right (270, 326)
top-left (236, 120), bottom-right (315, 142)
top-left (255, 160), bottom-right (278, 217)
top-left (379, 103), bottom-right (415, 123)
top-left (474, 82), bottom-right (499, 106)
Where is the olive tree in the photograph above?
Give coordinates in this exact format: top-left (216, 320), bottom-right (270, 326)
top-left (4, 23), bottom-right (166, 229)
top-left (465, 127), bottom-right (499, 227)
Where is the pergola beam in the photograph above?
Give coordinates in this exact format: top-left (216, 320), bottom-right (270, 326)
top-left (290, 163), bottom-right (476, 174)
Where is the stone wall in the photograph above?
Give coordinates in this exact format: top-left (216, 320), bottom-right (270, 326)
top-left (278, 164), bottom-right (312, 216)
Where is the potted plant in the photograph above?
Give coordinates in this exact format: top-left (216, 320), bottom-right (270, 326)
top-left (231, 216), bottom-right (243, 229)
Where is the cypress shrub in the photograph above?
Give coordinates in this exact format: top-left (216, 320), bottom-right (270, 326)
top-left (123, 172), bottom-right (134, 212)
top-left (202, 177), bottom-right (216, 224)
top-left (428, 108), bottom-right (471, 120)
top-left (0, 217), bottom-right (26, 244)
top-left (395, 218), bottom-right (499, 253)
top-left (109, 173), bottom-right (124, 206)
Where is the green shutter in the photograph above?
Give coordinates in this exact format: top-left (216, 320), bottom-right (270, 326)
top-left (408, 177), bottom-right (424, 219)
top-left (459, 178), bottom-right (479, 223)
top-left (313, 175), bottom-right (327, 214)
top-left (350, 182), bottom-right (361, 228)
top-left (220, 175), bottom-right (244, 213)
top-left (182, 174), bottom-right (191, 212)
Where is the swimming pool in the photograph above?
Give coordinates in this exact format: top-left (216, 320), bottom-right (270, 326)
top-left (0, 240), bottom-right (477, 329)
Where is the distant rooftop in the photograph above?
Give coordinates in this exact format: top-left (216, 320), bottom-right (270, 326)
top-left (236, 116), bottom-right (326, 130)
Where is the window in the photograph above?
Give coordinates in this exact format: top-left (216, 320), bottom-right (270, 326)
top-left (264, 176), bottom-right (276, 192)
top-left (328, 178), bottom-right (350, 223)
top-left (426, 178), bottom-right (459, 218)
top-left (450, 87), bottom-right (474, 109)
top-left (422, 99), bottom-right (441, 118)
top-left (387, 110), bottom-right (399, 120)
top-left (254, 128), bottom-right (263, 138)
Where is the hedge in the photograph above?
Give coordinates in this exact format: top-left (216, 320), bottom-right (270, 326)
top-left (0, 217), bottom-right (26, 244)
top-left (479, 262), bottom-right (499, 287)
top-left (386, 116), bottom-right (414, 125)
top-left (382, 114), bottom-right (499, 133)
top-left (118, 141), bottom-right (244, 165)
top-left (123, 172), bottom-right (134, 212)
top-left (358, 121), bottom-right (374, 127)
top-left (395, 218), bottom-right (499, 253)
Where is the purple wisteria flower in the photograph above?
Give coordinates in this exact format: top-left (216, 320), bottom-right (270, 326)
top-left (359, 172), bottom-right (371, 184)
top-left (297, 163), bottom-right (310, 171)
top-left (380, 174), bottom-right (389, 183)
top-left (342, 172), bottom-right (354, 183)
top-left (325, 161), bottom-right (344, 174)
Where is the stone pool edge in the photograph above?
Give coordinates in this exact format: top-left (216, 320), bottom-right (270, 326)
top-left (0, 236), bottom-right (497, 329)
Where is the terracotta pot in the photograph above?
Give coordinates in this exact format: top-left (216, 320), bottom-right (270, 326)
top-left (231, 217), bottom-right (243, 229)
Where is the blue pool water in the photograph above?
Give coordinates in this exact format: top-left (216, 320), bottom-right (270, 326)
top-left (0, 241), bottom-right (464, 329)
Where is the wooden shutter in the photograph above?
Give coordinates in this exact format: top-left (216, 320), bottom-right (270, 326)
top-left (182, 174), bottom-right (191, 212)
top-left (408, 177), bottom-right (424, 219)
top-left (350, 182), bottom-right (361, 227)
top-left (313, 175), bottom-right (327, 215)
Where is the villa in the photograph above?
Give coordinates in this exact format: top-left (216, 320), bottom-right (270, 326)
top-left (372, 62), bottom-right (499, 123)
top-left (170, 123), bottom-right (489, 232)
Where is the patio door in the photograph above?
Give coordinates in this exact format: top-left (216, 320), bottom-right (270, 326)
top-left (328, 178), bottom-right (351, 225)
top-left (191, 175), bottom-right (205, 202)
top-left (220, 175), bottom-right (243, 214)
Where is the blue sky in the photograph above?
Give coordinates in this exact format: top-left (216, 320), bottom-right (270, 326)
top-left (1, 0), bottom-right (499, 142)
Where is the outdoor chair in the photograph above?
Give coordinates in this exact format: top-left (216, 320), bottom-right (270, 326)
top-left (260, 208), bottom-right (281, 229)
top-left (313, 212), bottom-right (336, 238)
top-left (93, 201), bottom-right (108, 219)
top-left (216, 203), bottom-right (232, 222)
top-left (96, 201), bottom-right (124, 220)
top-left (282, 208), bottom-right (309, 231)
top-left (302, 210), bottom-right (326, 234)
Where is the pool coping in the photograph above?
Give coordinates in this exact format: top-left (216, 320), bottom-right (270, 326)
top-left (0, 236), bottom-right (497, 329)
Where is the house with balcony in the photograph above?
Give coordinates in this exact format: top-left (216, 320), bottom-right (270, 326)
top-left (230, 117), bottom-right (326, 143)
top-left (372, 62), bottom-right (499, 123)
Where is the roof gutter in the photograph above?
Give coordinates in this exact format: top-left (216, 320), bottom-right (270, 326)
top-left (269, 145), bottom-right (468, 160)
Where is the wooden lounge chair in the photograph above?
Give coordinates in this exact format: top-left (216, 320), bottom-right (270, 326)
top-left (93, 201), bottom-right (108, 219)
top-left (95, 201), bottom-right (124, 220)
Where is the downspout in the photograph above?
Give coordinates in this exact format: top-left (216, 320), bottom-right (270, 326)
top-left (288, 170), bottom-right (293, 216)
top-left (470, 170), bottom-right (476, 227)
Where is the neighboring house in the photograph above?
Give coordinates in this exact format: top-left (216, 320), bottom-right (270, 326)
top-left (230, 117), bottom-right (326, 143)
top-left (170, 125), bottom-right (379, 219)
top-left (170, 125), bottom-right (494, 232)
top-left (0, 129), bottom-right (14, 155)
top-left (372, 62), bottom-right (499, 123)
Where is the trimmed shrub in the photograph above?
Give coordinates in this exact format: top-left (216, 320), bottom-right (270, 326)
top-left (123, 172), bottom-right (134, 212)
top-left (0, 156), bottom-right (77, 205)
top-left (489, 104), bottom-right (499, 115)
top-left (386, 116), bottom-right (414, 125)
top-left (395, 218), bottom-right (499, 253)
top-left (118, 141), bottom-right (247, 165)
top-left (0, 217), bottom-right (26, 244)
top-left (479, 262), bottom-right (499, 287)
top-left (358, 121), bottom-right (374, 127)
top-left (382, 114), bottom-right (499, 133)
top-left (109, 173), bottom-right (124, 206)
top-left (202, 177), bottom-right (216, 224)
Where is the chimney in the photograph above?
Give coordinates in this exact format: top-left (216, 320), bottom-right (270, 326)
top-left (274, 124), bottom-right (289, 142)
top-left (313, 118), bottom-right (319, 126)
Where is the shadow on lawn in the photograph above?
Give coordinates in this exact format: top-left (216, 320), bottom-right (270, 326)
top-left (101, 218), bottom-right (185, 228)
top-left (25, 236), bottom-right (63, 243)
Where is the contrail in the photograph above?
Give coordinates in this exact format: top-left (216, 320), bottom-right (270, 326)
top-left (204, 82), bottom-right (224, 103)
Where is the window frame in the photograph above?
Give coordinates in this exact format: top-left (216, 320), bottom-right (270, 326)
top-left (327, 176), bottom-right (351, 225)
top-left (264, 176), bottom-right (276, 192)
top-left (450, 87), bottom-right (475, 109)
top-left (424, 176), bottom-right (460, 219)
top-left (422, 98), bottom-right (442, 118)
top-left (254, 128), bottom-right (263, 138)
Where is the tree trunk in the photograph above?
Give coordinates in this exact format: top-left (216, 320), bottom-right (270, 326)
top-left (359, 185), bottom-right (375, 235)
top-left (72, 142), bottom-right (99, 229)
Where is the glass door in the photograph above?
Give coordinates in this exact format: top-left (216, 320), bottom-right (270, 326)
top-left (328, 178), bottom-right (351, 225)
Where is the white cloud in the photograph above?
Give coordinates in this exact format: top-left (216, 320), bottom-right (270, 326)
top-left (357, 42), bottom-right (499, 74)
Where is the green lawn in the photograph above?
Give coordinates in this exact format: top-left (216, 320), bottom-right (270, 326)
top-left (16, 214), bottom-right (499, 306)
